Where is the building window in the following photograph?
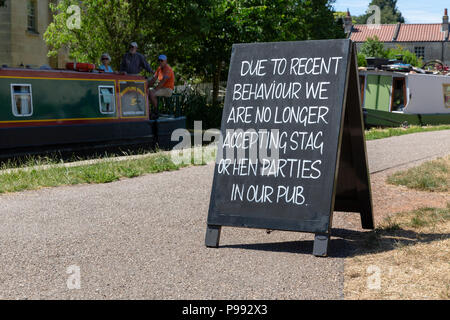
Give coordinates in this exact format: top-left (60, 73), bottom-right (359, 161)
top-left (11, 84), bottom-right (33, 117)
top-left (27, 0), bottom-right (37, 32)
top-left (98, 86), bottom-right (116, 114)
top-left (414, 46), bottom-right (425, 60)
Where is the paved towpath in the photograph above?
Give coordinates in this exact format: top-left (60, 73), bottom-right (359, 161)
top-left (0, 130), bottom-right (448, 299)
top-left (366, 130), bottom-right (450, 173)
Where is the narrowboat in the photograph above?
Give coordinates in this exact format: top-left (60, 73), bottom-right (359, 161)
top-left (0, 67), bottom-right (186, 155)
top-left (359, 69), bottom-right (450, 128)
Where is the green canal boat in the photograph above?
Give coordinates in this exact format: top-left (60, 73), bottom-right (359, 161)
top-left (0, 67), bottom-right (186, 154)
top-left (359, 69), bottom-right (450, 127)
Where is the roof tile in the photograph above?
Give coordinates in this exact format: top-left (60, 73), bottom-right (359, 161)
top-left (350, 24), bottom-right (397, 42)
top-left (396, 24), bottom-right (443, 41)
top-left (350, 23), bottom-right (445, 42)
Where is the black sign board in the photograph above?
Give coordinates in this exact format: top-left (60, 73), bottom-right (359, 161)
top-left (205, 39), bottom-right (373, 256)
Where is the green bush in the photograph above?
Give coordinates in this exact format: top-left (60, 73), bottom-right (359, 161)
top-left (358, 52), bottom-right (367, 67)
top-left (358, 36), bottom-right (422, 67)
top-left (174, 87), bottom-right (224, 130)
top-left (385, 45), bottom-right (423, 67)
top-left (359, 36), bottom-right (386, 59)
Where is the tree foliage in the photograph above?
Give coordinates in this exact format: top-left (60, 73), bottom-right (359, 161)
top-left (355, 0), bottom-right (405, 24)
top-left (45, 0), bottom-right (345, 103)
top-left (358, 36), bottom-right (422, 67)
top-left (334, 11), bottom-right (357, 24)
top-left (45, 0), bottom-right (156, 73)
top-left (359, 36), bottom-right (386, 58)
top-left (151, 0), bottom-right (345, 102)
top-left (386, 45), bottom-right (423, 67)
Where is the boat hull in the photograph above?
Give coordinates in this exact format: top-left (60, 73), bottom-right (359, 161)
top-left (0, 68), bottom-right (186, 154)
top-left (0, 116), bottom-right (186, 153)
top-left (363, 108), bottom-right (450, 128)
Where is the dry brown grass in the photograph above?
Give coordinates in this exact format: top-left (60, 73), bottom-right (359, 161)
top-left (344, 204), bottom-right (450, 300)
top-left (387, 155), bottom-right (450, 193)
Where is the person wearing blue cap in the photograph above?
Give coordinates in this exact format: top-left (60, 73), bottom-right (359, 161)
top-left (148, 54), bottom-right (175, 118)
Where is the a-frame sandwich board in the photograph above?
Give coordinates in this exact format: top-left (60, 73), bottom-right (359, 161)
top-left (205, 39), bottom-right (374, 257)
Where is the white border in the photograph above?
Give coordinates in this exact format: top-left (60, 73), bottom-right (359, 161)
top-left (10, 84), bottom-right (33, 117)
top-left (98, 85), bottom-right (116, 114)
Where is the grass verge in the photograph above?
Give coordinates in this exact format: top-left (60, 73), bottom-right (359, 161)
top-left (344, 203), bottom-right (450, 300)
top-left (387, 155), bottom-right (449, 192)
top-left (365, 125), bottom-right (450, 141)
top-left (1, 124), bottom-right (449, 194)
top-left (0, 145), bottom-right (217, 194)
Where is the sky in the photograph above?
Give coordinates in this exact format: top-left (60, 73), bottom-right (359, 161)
top-left (333, 0), bottom-right (448, 23)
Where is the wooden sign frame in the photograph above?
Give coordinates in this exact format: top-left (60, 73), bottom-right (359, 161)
top-left (205, 40), bottom-right (373, 257)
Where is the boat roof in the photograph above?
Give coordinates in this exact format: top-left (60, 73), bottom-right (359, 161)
top-left (358, 69), bottom-right (408, 77)
top-left (0, 67), bottom-right (146, 81)
top-left (359, 69), bottom-right (450, 79)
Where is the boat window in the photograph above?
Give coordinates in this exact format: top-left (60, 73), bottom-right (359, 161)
top-left (98, 86), bottom-right (116, 114)
top-left (11, 84), bottom-right (33, 117)
top-left (444, 84), bottom-right (450, 109)
top-left (391, 78), bottom-right (406, 112)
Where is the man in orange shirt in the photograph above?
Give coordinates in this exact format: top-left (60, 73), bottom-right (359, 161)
top-left (148, 54), bottom-right (175, 117)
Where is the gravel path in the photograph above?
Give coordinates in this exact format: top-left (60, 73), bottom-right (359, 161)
top-left (0, 130), bottom-right (448, 299)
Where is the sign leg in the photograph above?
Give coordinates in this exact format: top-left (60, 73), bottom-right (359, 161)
top-left (205, 225), bottom-right (222, 248)
top-left (313, 233), bottom-right (329, 257)
top-left (360, 208), bottom-right (375, 229)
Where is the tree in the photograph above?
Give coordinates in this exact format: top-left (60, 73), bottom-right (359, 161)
top-left (359, 36), bottom-right (386, 58)
top-left (45, 0), bottom-right (346, 105)
top-left (44, 0), bottom-right (157, 72)
top-left (334, 11), bottom-right (357, 24)
top-left (143, 0), bottom-right (346, 105)
top-left (355, 0), bottom-right (404, 24)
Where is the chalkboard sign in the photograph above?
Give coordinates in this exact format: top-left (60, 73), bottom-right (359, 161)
top-left (205, 39), bottom-right (373, 256)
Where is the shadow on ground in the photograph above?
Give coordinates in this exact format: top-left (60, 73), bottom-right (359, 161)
top-left (221, 228), bottom-right (450, 258)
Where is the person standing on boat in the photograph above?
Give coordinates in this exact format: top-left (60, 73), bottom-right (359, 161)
top-left (148, 54), bottom-right (175, 118)
top-left (119, 42), bottom-right (153, 75)
top-left (98, 53), bottom-right (113, 73)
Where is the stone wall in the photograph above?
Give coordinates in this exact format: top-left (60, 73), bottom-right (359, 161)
top-left (0, 1), bottom-right (12, 66)
top-left (9, 0), bottom-right (52, 68)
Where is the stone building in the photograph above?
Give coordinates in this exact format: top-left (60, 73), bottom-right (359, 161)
top-left (344, 9), bottom-right (450, 65)
top-left (0, 0), bottom-right (66, 68)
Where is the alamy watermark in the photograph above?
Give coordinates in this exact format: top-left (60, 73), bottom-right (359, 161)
top-left (66, 265), bottom-right (81, 290)
top-left (170, 121), bottom-right (283, 167)
top-left (366, 5), bottom-right (381, 30)
top-left (66, 5), bottom-right (81, 30)
top-left (366, 265), bottom-right (381, 290)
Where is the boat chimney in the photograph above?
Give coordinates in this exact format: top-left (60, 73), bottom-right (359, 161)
top-left (344, 9), bottom-right (353, 35)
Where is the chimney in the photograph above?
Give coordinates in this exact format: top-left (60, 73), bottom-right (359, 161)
top-left (443, 8), bottom-right (449, 32)
top-left (344, 9), bottom-right (353, 34)
top-left (392, 22), bottom-right (401, 41)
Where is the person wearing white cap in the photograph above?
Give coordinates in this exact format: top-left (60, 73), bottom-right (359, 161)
top-left (119, 42), bottom-right (153, 75)
top-left (98, 53), bottom-right (113, 73)
top-left (148, 54), bottom-right (175, 118)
